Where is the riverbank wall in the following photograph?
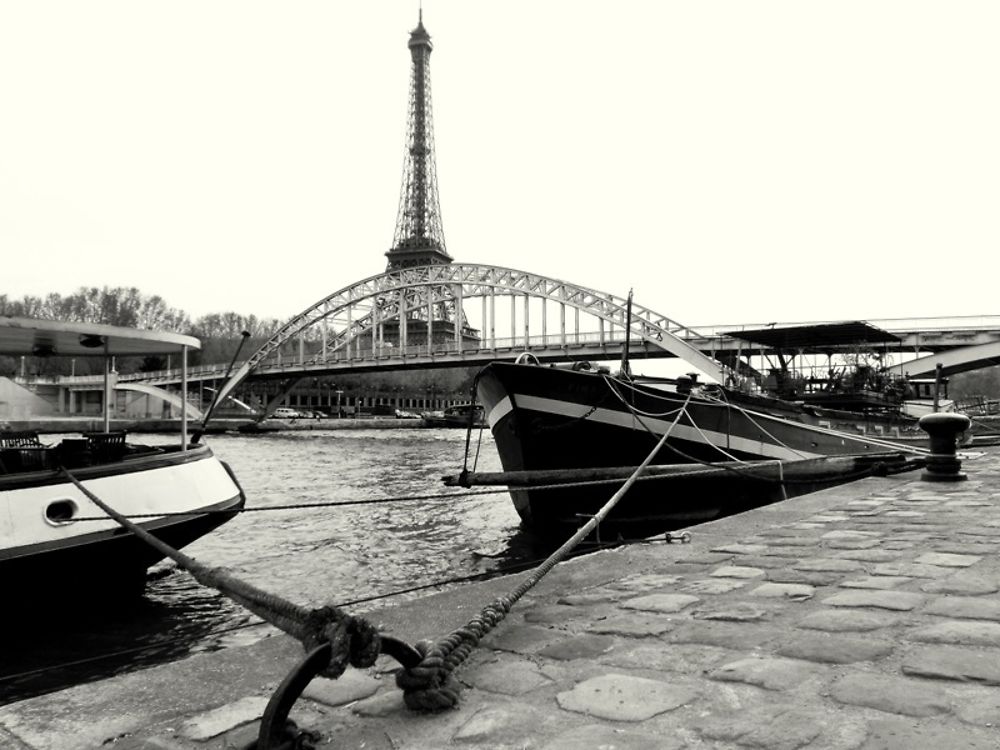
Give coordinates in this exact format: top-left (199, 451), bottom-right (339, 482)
top-left (0, 417), bottom-right (431, 434)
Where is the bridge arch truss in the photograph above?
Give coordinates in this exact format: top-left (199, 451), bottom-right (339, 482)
top-left (214, 264), bottom-right (732, 408)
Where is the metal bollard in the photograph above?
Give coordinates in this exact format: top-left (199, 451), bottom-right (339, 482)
top-left (918, 412), bottom-right (971, 482)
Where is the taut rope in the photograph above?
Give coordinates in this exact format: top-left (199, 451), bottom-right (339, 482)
top-left (59, 468), bottom-right (380, 678)
top-left (395, 394), bottom-right (689, 710)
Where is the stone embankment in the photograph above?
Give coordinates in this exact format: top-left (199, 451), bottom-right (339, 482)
top-left (3, 450), bottom-right (1000, 749)
top-left (0, 417), bottom-right (427, 433)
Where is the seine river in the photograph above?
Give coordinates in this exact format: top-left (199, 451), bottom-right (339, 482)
top-left (1, 427), bottom-right (541, 704)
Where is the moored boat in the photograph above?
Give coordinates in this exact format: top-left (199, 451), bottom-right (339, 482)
top-left (0, 316), bottom-right (245, 603)
top-left (723, 322), bottom-right (960, 422)
top-left (476, 356), bottom-right (927, 537)
top-left (422, 402), bottom-right (485, 428)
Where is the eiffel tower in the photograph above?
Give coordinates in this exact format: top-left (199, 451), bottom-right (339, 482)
top-left (384, 11), bottom-right (473, 344)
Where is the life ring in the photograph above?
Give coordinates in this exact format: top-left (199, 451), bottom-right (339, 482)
top-left (514, 352), bottom-right (540, 366)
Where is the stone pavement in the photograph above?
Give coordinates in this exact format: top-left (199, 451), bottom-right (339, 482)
top-left (4, 450), bottom-right (1000, 749)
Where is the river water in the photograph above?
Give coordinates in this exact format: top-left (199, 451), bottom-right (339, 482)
top-left (1, 427), bottom-right (540, 705)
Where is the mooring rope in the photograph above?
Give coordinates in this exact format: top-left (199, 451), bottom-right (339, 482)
top-left (58, 468), bottom-right (381, 679)
top-left (698, 387), bottom-right (812, 460)
top-left (66, 487), bottom-right (511, 521)
top-left (677, 405), bottom-right (744, 463)
top-left (460, 371), bottom-right (485, 479)
top-left (600, 374), bottom-right (745, 462)
top-left (607, 371), bottom-right (928, 460)
top-left (601, 374), bottom-right (688, 420)
top-left (66, 465), bottom-right (790, 523)
top-left (609, 392), bottom-right (913, 486)
top-left (0, 532), bottom-right (686, 688)
top-left (394, 394), bottom-right (690, 711)
top-left (65, 440), bottom-right (920, 526)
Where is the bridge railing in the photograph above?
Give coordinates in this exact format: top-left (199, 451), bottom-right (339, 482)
top-left (37, 316), bottom-right (1000, 386)
top-left (49, 330), bottom-right (635, 385)
top-left (254, 332), bottom-right (632, 371)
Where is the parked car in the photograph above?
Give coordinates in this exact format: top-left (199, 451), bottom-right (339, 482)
top-left (272, 407), bottom-right (306, 419)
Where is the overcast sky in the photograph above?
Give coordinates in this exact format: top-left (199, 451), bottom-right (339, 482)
top-left (3, 1), bottom-right (998, 329)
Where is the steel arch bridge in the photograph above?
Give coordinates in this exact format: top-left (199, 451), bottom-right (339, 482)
top-left (211, 264), bottom-right (733, 409)
top-left (889, 340), bottom-right (1000, 378)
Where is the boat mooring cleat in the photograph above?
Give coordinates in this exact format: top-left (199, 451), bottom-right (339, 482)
top-left (918, 412), bottom-right (972, 482)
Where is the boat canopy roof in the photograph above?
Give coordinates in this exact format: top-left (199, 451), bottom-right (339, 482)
top-left (0, 316), bottom-right (201, 357)
top-left (723, 321), bottom-right (900, 352)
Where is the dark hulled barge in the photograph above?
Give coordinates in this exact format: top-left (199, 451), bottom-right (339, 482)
top-left (475, 357), bottom-right (925, 538)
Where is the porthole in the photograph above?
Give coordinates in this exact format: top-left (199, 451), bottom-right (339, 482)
top-left (45, 498), bottom-right (78, 526)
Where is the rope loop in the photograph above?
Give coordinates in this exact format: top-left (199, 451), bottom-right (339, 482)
top-left (396, 422), bottom-right (679, 712)
top-left (300, 605), bottom-right (382, 678)
top-left (394, 593), bottom-right (517, 710)
top-left (395, 640), bottom-right (462, 711)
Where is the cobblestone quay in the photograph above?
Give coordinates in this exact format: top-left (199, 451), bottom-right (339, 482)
top-left (4, 449), bottom-right (1000, 749)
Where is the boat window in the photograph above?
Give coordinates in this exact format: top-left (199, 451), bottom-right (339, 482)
top-left (45, 499), bottom-right (78, 525)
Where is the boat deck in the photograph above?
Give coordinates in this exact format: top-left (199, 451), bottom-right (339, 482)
top-left (4, 449), bottom-right (1000, 749)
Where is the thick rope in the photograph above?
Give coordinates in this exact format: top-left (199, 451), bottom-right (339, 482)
top-left (601, 375), bottom-right (745, 462)
top-left (701, 387), bottom-right (817, 460)
top-left (68, 461), bottom-right (838, 523)
top-left (601, 374), bottom-right (688, 420)
top-left (395, 396), bottom-right (688, 711)
top-left (460, 371), bottom-right (485, 480)
top-left (59, 468), bottom-right (380, 678)
top-left (608, 378), bottom-right (923, 485)
top-left (610, 372), bottom-right (929, 459)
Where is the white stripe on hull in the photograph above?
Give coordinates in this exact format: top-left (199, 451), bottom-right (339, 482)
top-left (1, 455), bottom-right (240, 551)
top-left (486, 396), bottom-right (513, 429)
top-left (501, 393), bottom-right (830, 460)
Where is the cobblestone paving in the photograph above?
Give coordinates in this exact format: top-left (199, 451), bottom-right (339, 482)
top-left (5, 450), bottom-right (1000, 749)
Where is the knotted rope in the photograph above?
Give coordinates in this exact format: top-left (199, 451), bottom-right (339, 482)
top-left (395, 397), bottom-right (686, 710)
top-left (60, 468), bottom-right (380, 679)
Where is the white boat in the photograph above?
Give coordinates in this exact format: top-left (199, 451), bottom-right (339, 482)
top-left (0, 316), bottom-right (245, 602)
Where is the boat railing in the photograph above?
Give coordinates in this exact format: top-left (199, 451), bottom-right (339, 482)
top-left (83, 430), bottom-right (129, 463)
top-left (0, 432), bottom-right (54, 473)
top-left (0, 430), bottom-right (43, 448)
top-left (954, 396), bottom-right (1000, 416)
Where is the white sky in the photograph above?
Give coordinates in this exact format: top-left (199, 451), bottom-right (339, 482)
top-left (3, 1), bottom-right (998, 328)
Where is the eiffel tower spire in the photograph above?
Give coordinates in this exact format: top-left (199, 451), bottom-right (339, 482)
top-left (386, 9), bottom-right (451, 270)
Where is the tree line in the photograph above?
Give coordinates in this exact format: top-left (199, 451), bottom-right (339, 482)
top-left (0, 288), bottom-right (282, 339)
top-left (0, 287), bottom-right (478, 397)
top-left (0, 287), bottom-right (283, 377)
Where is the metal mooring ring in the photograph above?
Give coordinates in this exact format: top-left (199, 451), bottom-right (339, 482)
top-left (253, 636), bottom-right (423, 749)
